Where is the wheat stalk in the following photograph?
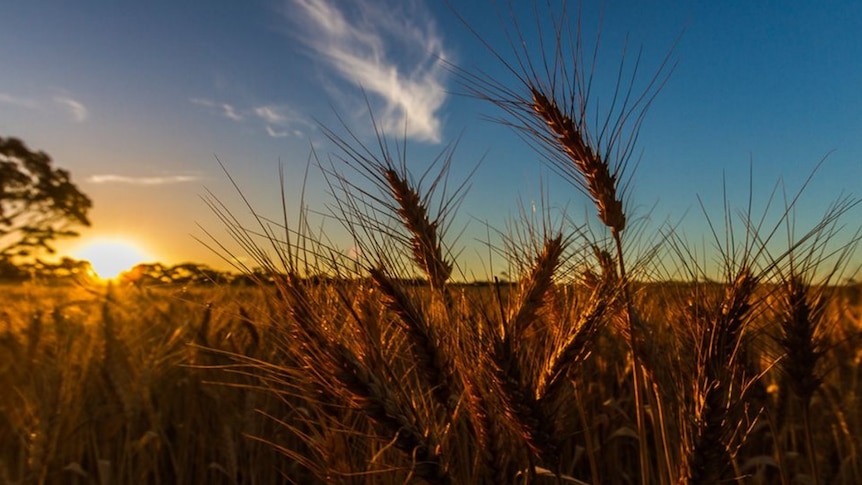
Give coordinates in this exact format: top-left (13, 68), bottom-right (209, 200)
top-left (312, 330), bottom-right (451, 484)
top-left (774, 275), bottom-right (831, 485)
top-left (384, 168), bottom-right (453, 293)
top-left (489, 334), bottom-right (562, 471)
top-left (508, 234), bottom-right (564, 338)
top-left (537, 284), bottom-right (610, 404)
top-left (369, 266), bottom-right (461, 413)
top-left (530, 89), bottom-right (626, 234)
top-left (684, 269), bottom-right (758, 484)
top-left (487, 235), bottom-right (569, 473)
top-left (776, 277), bottom-right (826, 403)
top-left (101, 295), bottom-right (138, 424)
top-left (26, 310), bottom-right (42, 362)
top-left (461, 374), bottom-right (517, 484)
top-left (277, 269), bottom-right (453, 483)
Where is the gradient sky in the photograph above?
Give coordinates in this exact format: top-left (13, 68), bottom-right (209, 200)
top-left (1, 0), bottom-right (860, 279)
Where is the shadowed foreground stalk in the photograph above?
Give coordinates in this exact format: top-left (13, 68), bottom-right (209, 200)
top-left (776, 276), bottom-right (828, 485)
top-left (684, 269), bottom-right (758, 484)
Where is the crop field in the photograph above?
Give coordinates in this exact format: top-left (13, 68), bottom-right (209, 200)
top-left (3, 3), bottom-right (862, 485)
top-left (1, 269), bottom-right (861, 484)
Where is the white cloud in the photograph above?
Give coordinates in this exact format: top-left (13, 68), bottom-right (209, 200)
top-left (54, 96), bottom-right (88, 122)
top-left (87, 174), bottom-right (201, 185)
top-left (265, 125), bottom-right (289, 138)
top-left (192, 98), bottom-right (311, 137)
top-left (190, 97), bottom-right (244, 121)
top-left (222, 103), bottom-right (243, 121)
top-left (255, 106), bottom-right (285, 123)
top-left (190, 97), bottom-right (216, 108)
top-left (287, 0), bottom-right (449, 143)
top-left (0, 93), bottom-right (37, 108)
top-left (254, 104), bottom-right (313, 137)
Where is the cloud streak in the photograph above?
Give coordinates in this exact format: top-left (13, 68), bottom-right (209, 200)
top-left (0, 93), bottom-right (38, 108)
top-left (288, 0), bottom-right (449, 143)
top-left (190, 97), bottom-right (244, 121)
top-left (254, 104), bottom-right (313, 137)
top-left (0, 92), bottom-right (90, 123)
top-left (87, 174), bottom-right (201, 185)
top-left (254, 106), bottom-right (285, 123)
top-left (54, 96), bottom-right (88, 122)
top-left (191, 97), bottom-right (312, 138)
top-left (265, 125), bottom-right (289, 138)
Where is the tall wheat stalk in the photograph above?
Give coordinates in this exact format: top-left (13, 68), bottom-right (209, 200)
top-left (777, 277), bottom-right (825, 485)
top-left (452, 1), bottom-right (675, 481)
top-left (770, 197), bottom-right (861, 484)
top-left (686, 268), bottom-right (758, 483)
top-left (490, 234), bottom-right (566, 471)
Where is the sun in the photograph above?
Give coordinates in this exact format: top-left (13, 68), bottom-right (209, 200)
top-left (73, 238), bottom-right (152, 280)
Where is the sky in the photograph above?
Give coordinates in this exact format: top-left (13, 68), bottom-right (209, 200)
top-left (1, 0), bottom-right (861, 280)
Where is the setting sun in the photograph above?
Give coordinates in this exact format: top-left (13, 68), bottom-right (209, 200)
top-left (73, 238), bottom-right (152, 280)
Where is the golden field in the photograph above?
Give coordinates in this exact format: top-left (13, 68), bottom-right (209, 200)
top-left (1, 275), bottom-right (861, 484)
top-left (3, 3), bottom-right (862, 484)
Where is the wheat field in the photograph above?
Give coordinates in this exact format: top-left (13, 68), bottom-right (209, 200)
top-left (2, 267), bottom-right (862, 484)
top-left (4, 3), bottom-right (862, 484)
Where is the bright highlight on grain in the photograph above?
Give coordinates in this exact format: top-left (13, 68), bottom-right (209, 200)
top-left (73, 238), bottom-right (151, 279)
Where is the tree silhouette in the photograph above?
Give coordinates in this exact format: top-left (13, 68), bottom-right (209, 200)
top-left (0, 136), bottom-right (92, 260)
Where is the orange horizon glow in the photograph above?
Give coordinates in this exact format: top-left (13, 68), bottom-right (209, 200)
top-left (70, 237), bottom-right (155, 280)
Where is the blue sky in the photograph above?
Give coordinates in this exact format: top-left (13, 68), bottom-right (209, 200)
top-left (1, 0), bottom-right (860, 279)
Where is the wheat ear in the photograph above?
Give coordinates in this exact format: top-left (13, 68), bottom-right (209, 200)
top-left (685, 269), bottom-right (758, 484)
top-left (333, 344), bottom-right (452, 485)
top-left (370, 266), bottom-right (461, 412)
top-left (538, 286), bottom-right (610, 403)
top-left (384, 168), bottom-right (453, 293)
top-left (530, 89), bottom-right (625, 234)
top-left (280, 272), bottom-right (451, 484)
top-left (775, 276), bottom-right (827, 485)
top-left (490, 235), bottom-right (566, 471)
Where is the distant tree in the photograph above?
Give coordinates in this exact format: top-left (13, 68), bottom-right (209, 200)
top-left (166, 262), bottom-right (231, 284)
top-left (122, 263), bottom-right (171, 285)
top-left (0, 257), bottom-right (25, 280)
top-left (118, 262), bottom-right (232, 286)
top-left (44, 257), bottom-right (92, 279)
top-left (0, 136), bottom-right (92, 260)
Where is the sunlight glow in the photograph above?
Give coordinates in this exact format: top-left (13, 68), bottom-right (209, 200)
top-left (73, 238), bottom-right (152, 280)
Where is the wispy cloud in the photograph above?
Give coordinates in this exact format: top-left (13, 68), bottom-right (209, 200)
top-left (54, 96), bottom-right (88, 122)
top-left (0, 92), bottom-right (38, 109)
top-left (190, 97), bottom-right (216, 108)
top-left (287, 0), bottom-right (450, 143)
top-left (190, 97), bottom-right (244, 121)
top-left (254, 104), bottom-right (313, 137)
top-left (222, 104), bottom-right (243, 121)
top-left (192, 97), bottom-right (311, 138)
top-left (265, 125), bottom-right (289, 138)
top-left (87, 174), bottom-right (202, 185)
top-left (1, 92), bottom-right (91, 123)
top-left (254, 106), bottom-right (285, 123)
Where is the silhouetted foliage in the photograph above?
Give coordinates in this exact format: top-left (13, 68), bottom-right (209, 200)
top-left (0, 256), bottom-right (94, 282)
top-left (122, 262), bottom-right (233, 285)
top-left (0, 135), bottom-right (92, 261)
top-left (0, 257), bottom-right (25, 280)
